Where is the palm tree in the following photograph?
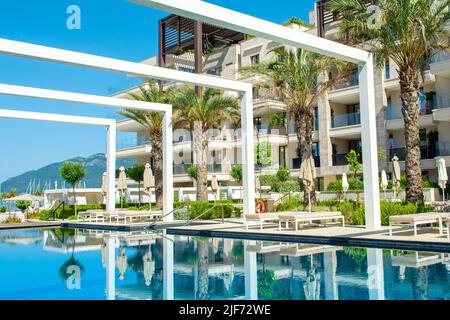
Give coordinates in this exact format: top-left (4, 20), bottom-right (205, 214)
top-left (172, 86), bottom-right (240, 202)
top-left (241, 47), bottom-right (348, 205)
top-left (119, 79), bottom-right (174, 209)
top-left (328, 0), bottom-right (450, 203)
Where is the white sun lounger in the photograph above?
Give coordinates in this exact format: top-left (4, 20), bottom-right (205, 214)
top-left (389, 213), bottom-right (444, 237)
top-left (244, 213), bottom-right (282, 230)
top-left (278, 211), bottom-right (345, 231)
top-left (119, 211), bottom-right (163, 224)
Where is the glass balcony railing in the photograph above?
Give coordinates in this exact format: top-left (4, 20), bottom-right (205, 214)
top-left (332, 153), bottom-right (362, 166)
top-left (292, 156), bottom-right (320, 169)
top-left (437, 142), bottom-right (450, 157)
top-left (255, 125), bottom-right (288, 136)
top-left (331, 72), bottom-right (359, 91)
top-left (173, 163), bottom-right (223, 175)
top-left (117, 137), bottom-right (150, 150)
top-left (389, 145), bottom-right (437, 161)
top-left (331, 112), bottom-right (360, 128)
top-left (431, 51), bottom-right (450, 64)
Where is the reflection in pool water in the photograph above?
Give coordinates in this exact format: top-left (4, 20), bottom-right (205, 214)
top-left (0, 228), bottom-right (449, 300)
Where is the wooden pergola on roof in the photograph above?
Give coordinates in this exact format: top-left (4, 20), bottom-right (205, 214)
top-left (158, 14), bottom-right (246, 71)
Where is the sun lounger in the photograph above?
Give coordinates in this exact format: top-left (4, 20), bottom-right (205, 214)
top-left (389, 213), bottom-right (444, 237)
top-left (119, 211), bottom-right (163, 224)
top-left (81, 210), bottom-right (105, 222)
top-left (246, 241), bottom-right (283, 253)
top-left (244, 213), bottom-right (282, 230)
top-left (278, 211), bottom-right (345, 231)
top-left (280, 244), bottom-right (342, 257)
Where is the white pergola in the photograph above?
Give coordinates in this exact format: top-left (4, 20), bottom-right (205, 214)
top-left (0, 0), bottom-right (381, 228)
top-left (134, 0), bottom-right (381, 229)
top-left (0, 85), bottom-right (173, 217)
top-left (0, 109), bottom-right (117, 212)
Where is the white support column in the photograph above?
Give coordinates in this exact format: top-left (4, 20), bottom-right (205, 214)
top-left (366, 248), bottom-right (385, 300)
top-left (163, 108), bottom-right (174, 221)
top-left (163, 232), bottom-right (174, 300)
top-left (106, 124), bottom-right (116, 212)
top-left (323, 251), bottom-right (338, 300)
top-left (244, 240), bottom-right (257, 300)
top-left (241, 90), bottom-right (256, 216)
top-left (105, 237), bottom-right (116, 300)
top-left (359, 54), bottom-right (381, 229)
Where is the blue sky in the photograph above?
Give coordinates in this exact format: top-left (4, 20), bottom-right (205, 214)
top-left (0, 0), bottom-right (316, 184)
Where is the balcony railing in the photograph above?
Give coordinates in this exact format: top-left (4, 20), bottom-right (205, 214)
top-left (331, 112), bottom-right (360, 128)
top-left (331, 72), bottom-right (359, 91)
top-left (387, 97), bottom-right (443, 120)
top-left (437, 142), bottom-right (450, 157)
top-left (389, 146), bottom-right (437, 161)
top-left (288, 120), bottom-right (319, 134)
top-left (173, 163), bottom-right (223, 175)
top-left (332, 153), bottom-right (362, 166)
top-left (255, 125), bottom-right (288, 136)
top-left (431, 51), bottom-right (450, 64)
top-left (117, 137), bottom-right (150, 150)
top-left (292, 156), bottom-right (320, 169)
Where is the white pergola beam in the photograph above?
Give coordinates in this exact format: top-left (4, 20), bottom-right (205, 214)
top-left (132, 0), bottom-right (369, 64)
top-left (0, 109), bottom-right (117, 212)
top-left (0, 83), bottom-right (170, 112)
top-left (0, 38), bottom-right (251, 92)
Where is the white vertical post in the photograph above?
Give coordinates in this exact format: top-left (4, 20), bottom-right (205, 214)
top-left (323, 251), bottom-right (338, 300)
top-left (359, 54), bottom-right (381, 229)
top-left (244, 240), bottom-right (257, 300)
top-left (367, 248), bottom-right (385, 300)
top-left (163, 108), bottom-right (174, 220)
top-left (106, 124), bottom-right (116, 212)
top-left (163, 232), bottom-right (174, 300)
top-left (241, 89), bottom-right (256, 216)
top-left (105, 237), bottom-right (116, 300)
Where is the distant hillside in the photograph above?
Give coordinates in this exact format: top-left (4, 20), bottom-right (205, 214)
top-left (0, 153), bottom-right (135, 194)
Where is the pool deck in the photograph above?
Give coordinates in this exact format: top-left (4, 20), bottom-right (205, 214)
top-left (166, 221), bottom-right (450, 253)
top-left (0, 221), bottom-right (60, 231)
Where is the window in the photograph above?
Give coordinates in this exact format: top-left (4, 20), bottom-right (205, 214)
top-left (385, 59), bottom-right (390, 79)
top-left (387, 97), bottom-right (392, 120)
top-left (206, 67), bottom-right (221, 75)
top-left (250, 54), bottom-right (260, 65)
top-left (252, 86), bottom-right (260, 99)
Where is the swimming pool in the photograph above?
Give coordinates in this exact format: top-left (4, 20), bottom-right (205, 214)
top-left (0, 228), bottom-right (449, 300)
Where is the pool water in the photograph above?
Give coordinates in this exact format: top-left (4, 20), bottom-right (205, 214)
top-left (0, 228), bottom-right (449, 300)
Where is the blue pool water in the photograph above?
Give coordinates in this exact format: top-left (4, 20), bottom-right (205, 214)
top-left (0, 228), bottom-right (449, 300)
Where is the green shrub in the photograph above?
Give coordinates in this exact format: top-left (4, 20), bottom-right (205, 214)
top-left (260, 174), bottom-right (278, 187)
top-left (327, 177), bottom-right (363, 191)
top-left (273, 180), bottom-right (301, 193)
top-left (187, 165), bottom-right (197, 181)
top-left (0, 207), bottom-right (6, 213)
top-left (2, 216), bottom-right (22, 224)
top-left (338, 201), bottom-right (435, 226)
top-left (276, 196), bottom-right (302, 212)
top-left (174, 201), bottom-right (242, 220)
top-left (15, 200), bottom-right (31, 213)
top-left (276, 167), bottom-right (290, 182)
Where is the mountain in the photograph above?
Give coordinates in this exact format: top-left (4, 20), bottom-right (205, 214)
top-left (0, 153), bottom-right (135, 194)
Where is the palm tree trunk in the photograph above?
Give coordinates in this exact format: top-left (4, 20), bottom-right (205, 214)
top-left (399, 67), bottom-right (424, 204)
top-left (295, 107), bottom-right (317, 206)
top-left (196, 239), bottom-right (209, 300)
top-left (152, 137), bottom-right (164, 209)
top-left (194, 122), bottom-right (208, 202)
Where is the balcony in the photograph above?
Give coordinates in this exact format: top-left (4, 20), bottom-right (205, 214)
top-left (117, 137), bottom-right (150, 150)
top-left (331, 72), bottom-right (359, 91)
top-left (389, 146), bottom-right (437, 161)
top-left (331, 112), bottom-right (360, 128)
top-left (292, 156), bottom-right (320, 169)
top-left (173, 163), bottom-right (223, 175)
top-left (332, 153), bottom-right (362, 166)
top-left (256, 125), bottom-right (288, 136)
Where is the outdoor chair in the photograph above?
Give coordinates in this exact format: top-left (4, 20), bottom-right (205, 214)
top-left (278, 211), bottom-right (345, 231)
